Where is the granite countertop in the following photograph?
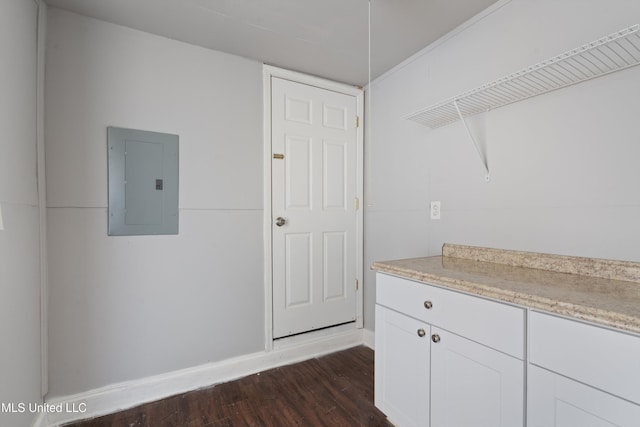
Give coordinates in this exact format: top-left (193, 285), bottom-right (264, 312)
top-left (371, 244), bottom-right (640, 334)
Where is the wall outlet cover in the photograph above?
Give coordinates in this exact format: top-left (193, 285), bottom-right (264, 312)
top-left (430, 201), bottom-right (441, 220)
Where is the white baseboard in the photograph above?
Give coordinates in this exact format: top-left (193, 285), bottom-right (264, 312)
top-left (363, 328), bottom-right (375, 349)
top-left (44, 328), bottom-right (365, 426)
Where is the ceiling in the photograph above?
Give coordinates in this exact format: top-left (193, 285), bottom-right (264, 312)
top-left (44, 0), bottom-right (498, 86)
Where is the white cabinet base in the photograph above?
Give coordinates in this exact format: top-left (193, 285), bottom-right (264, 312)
top-left (373, 271), bottom-right (640, 427)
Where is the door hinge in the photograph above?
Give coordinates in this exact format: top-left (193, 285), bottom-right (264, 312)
top-left (356, 116), bottom-right (360, 128)
top-left (354, 197), bottom-right (359, 210)
top-left (355, 279), bottom-right (359, 291)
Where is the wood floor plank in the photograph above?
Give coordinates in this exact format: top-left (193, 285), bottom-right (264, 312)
top-left (65, 346), bottom-right (392, 427)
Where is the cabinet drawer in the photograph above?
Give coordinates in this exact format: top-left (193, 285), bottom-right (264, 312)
top-left (529, 311), bottom-right (640, 404)
top-left (376, 273), bottom-right (525, 359)
top-left (376, 273), bottom-right (434, 322)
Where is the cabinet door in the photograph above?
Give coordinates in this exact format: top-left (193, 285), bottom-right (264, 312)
top-left (375, 305), bottom-right (430, 427)
top-left (528, 365), bottom-right (640, 427)
top-left (430, 327), bottom-right (524, 427)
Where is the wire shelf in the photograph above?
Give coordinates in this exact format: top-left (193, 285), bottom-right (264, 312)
top-left (406, 24), bottom-right (640, 128)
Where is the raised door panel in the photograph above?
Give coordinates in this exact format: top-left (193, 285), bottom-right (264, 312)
top-left (322, 140), bottom-right (347, 210)
top-left (375, 305), bottom-right (429, 427)
top-left (323, 231), bottom-right (347, 301)
top-left (430, 327), bottom-right (524, 427)
top-left (284, 135), bottom-right (312, 210)
top-left (284, 233), bottom-right (312, 307)
top-left (528, 365), bottom-right (640, 427)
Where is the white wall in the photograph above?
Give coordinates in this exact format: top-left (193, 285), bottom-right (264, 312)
top-left (365, 0), bottom-right (640, 329)
top-left (0, 0), bottom-right (42, 426)
top-left (45, 8), bottom-right (264, 398)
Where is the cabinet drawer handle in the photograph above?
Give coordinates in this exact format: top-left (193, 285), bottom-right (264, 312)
top-left (431, 334), bottom-right (441, 343)
top-left (417, 329), bottom-right (426, 337)
top-left (424, 300), bottom-right (433, 309)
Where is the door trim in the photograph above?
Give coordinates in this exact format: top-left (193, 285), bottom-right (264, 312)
top-left (263, 65), bottom-right (364, 350)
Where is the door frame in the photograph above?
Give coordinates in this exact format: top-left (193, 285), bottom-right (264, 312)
top-left (262, 65), bottom-right (364, 349)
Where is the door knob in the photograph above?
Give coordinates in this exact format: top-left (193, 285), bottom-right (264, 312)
top-left (275, 217), bottom-right (286, 227)
top-left (431, 334), bottom-right (441, 343)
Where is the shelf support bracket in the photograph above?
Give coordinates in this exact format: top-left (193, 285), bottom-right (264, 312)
top-left (453, 100), bottom-right (490, 182)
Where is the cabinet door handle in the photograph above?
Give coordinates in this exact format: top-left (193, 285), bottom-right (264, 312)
top-left (431, 334), bottom-right (441, 343)
top-left (424, 300), bottom-right (433, 309)
top-left (417, 329), bottom-right (426, 337)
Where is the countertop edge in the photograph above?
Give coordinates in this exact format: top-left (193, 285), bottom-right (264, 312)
top-left (371, 261), bottom-right (640, 335)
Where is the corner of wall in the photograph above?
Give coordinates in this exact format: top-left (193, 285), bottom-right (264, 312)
top-left (36, 0), bottom-right (48, 400)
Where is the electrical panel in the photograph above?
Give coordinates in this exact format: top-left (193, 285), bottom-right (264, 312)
top-left (108, 127), bottom-right (178, 236)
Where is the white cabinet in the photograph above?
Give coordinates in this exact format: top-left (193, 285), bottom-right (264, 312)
top-left (430, 328), bottom-right (524, 427)
top-left (375, 305), bottom-right (429, 427)
top-left (529, 311), bottom-right (640, 404)
top-left (528, 365), bottom-right (640, 427)
top-left (528, 311), bottom-right (640, 427)
top-left (375, 273), bottom-right (525, 358)
top-left (375, 272), bottom-right (640, 427)
top-left (375, 273), bottom-right (525, 427)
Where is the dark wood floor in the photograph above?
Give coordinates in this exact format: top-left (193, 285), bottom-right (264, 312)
top-left (65, 346), bottom-right (393, 427)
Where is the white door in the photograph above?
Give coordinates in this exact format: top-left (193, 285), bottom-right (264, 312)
top-left (271, 77), bottom-right (358, 338)
top-left (528, 365), bottom-right (640, 427)
top-left (374, 305), bottom-right (430, 427)
top-left (430, 327), bottom-right (524, 427)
